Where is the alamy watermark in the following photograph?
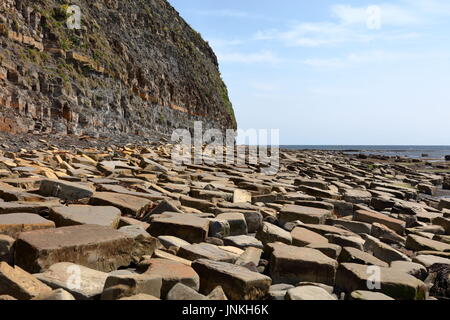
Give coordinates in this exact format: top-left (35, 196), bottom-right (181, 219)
top-left (366, 266), bottom-right (381, 290)
top-left (66, 5), bottom-right (82, 30)
top-left (171, 121), bottom-right (280, 175)
top-left (367, 5), bottom-right (382, 30)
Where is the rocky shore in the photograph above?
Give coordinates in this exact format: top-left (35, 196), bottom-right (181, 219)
top-left (0, 140), bottom-right (450, 301)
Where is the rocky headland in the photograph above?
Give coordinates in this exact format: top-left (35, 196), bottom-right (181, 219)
top-left (0, 0), bottom-right (236, 138)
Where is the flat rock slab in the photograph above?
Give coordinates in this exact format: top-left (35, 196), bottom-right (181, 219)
top-left (406, 234), bottom-right (450, 252)
top-left (279, 205), bottom-right (330, 225)
top-left (235, 247), bottom-right (263, 266)
top-left (364, 235), bottom-right (411, 264)
top-left (291, 227), bottom-right (329, 247)
top-left (354, 210), bottom-right (405, 235)
top-left (301, 224), bottom-right (356, 237)
top-left (89, 192), bottom-right (152, 217)
top-left (338, 247), bottom-right (389, 267)
top-left (102, 273), bottom-right (162, 300)
top-left (390, 261), bottom-right (428, 281)
top-left (326, 234), bottom-right (365, 251)
top-left (286, 285), bottom-right (337, 300)
top-left (350, 290), bottom-right (394, 300)
top-left (0, 262), bottom-right (51, 300)
top-left (0, 202), bottom-right (59, 215)
top-left (1, 178), bottom-right (43, 190)
top-left (255, 222), bottom-right (292, 246)
top-left (336, 263), bottom-right (427, 300)
top-left (177, 243), bottom-right (238, 263)
top-left (215, 213), bottom-right (248, 236)
top-left (192, 259), bottom-right (272, 300)
top-left (344, 189), bottom-right (372, 204)
top-left (34, 262), bottom-right (109, 300)
top-left (234, 190), bottom-right (252, 203)
top-left (223, 235), bottom-right (264, 250)
top-left (166, 283), bottom-right (206, 300)
top-left (140, 258), bottom-right (200, 298)
top-left (15, 224), bottom-right (135, 273)
top-left (158, 236), bottom-right (191, 250)
top-left (413, 255), bottom-right (450, 268)
top-left (306, 243), bottom-right (342, 259)
top-left (148, 215), bottom-right (209, 243)
top-left (0, 213), bottom-right (55, 238)
top-left (297, 186), bottom-right (340, 200)
top-left (49, 205), bottom-right (121, 228)
top-left (268, 242), bottom-right (338, 286)
top-left (329, 219), bottom-right (372, 235)
top-left (38, 179), bottom-right (94, 200)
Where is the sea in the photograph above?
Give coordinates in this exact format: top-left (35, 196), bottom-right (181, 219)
top-left (280, 145), bottom-right (450, 160)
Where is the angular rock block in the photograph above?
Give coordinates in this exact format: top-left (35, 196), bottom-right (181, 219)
top-left (147, 215), bottom-right (209, 243)
top-left (286, 285), bottom-right (337, 300)
top-left (268, 243), bottom-right (338, 286)
top-left (102, 273), bottom-right (162, 300)
top-left (34, 262), bottom-right (109, 300)
top-left (335, 263), bottom-right (426, 300)
top-left (279, 205), bottom-right (330, 225)
top-left (0, 213), bottom-right (55, 238)
top-left (406, 234), bottom-right (450, 252)
top-left (49, 205), bottom-right (121, 228)
top-left (291, 227), bottom-right (329, 247)
top-left (0, 262), bottom-right (51, 300)
top-left (338, 247), bottom-right (389, 267)
top-left (139, 258), bottom-right (200, 298)
top-left (192, 259), bottom-right (272, 300)
top-left (177, 243), bottom-right (238, 263)
top-left (215, 212), bottom-right (248, 236)
top-left (14, 225), bottom-right (135, 273)
top-left (354, 210), bottom-right (405, 235)
top-left (255, 222), bottom-right (292, 246)
top-left (89, 192), bottom-right (152, 217)
top-left (38, 179), bottom-right (94, 200)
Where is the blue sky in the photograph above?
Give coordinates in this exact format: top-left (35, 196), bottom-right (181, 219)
top-left (168, 0), bottom-right (450, 145)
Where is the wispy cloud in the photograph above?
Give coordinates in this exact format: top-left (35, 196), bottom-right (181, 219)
top-left (217, 51), bottom-right (283, 64)
top-left (192, 9), bottom-right (269, 20)
top-left (255, 22), bottom-right (420, 47)
top-left (253, 1), bottom-right (450, 47)
top-left (302, 50), bottom-right (450, 68)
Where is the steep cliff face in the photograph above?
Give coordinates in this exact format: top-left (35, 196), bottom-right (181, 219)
top-left (0, 0), bottom-right (236, 138)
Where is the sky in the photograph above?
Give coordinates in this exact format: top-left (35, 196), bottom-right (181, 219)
top-left (168, 0), bottom-right (450, 145)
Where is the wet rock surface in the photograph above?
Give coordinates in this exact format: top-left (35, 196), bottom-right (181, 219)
top-left (0, 142), bottom-right (449, 300)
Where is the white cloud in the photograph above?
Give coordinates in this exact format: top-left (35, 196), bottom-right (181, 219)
top-left (256, 21), bottom-right (420, 47)
top-left (249, 82), bottom-right (280, 92)
top-left (192, 9), bottom-right (269, 20)
top-left (217, 51), bottom-right (283, 64)
top-left (253, 2), bottom-right (438, 48)
top-left (302, 50), bottom-right (450, 68)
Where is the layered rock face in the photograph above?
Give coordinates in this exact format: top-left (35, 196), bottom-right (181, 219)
top-left (0, 0), bottom-right (236, 137)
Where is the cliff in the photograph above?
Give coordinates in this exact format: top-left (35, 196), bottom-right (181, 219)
top-left (0, 0), bottom-right (236, 138)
